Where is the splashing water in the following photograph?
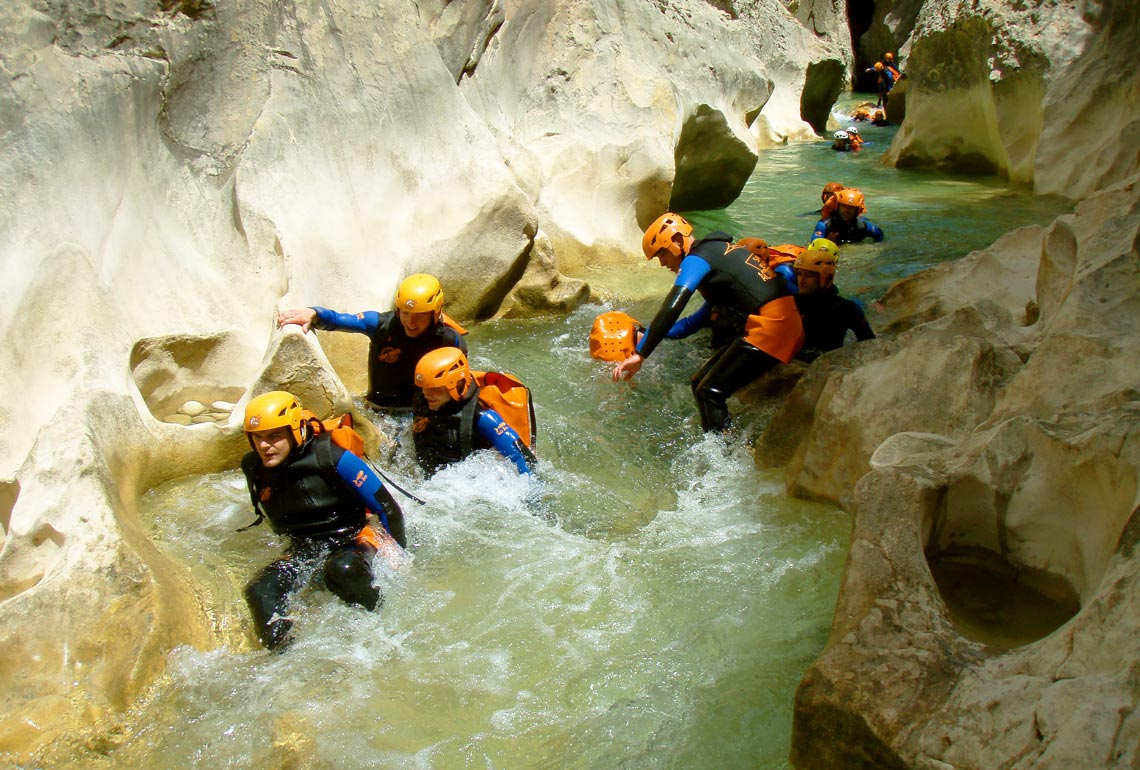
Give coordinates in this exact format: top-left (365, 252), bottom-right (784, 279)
top-left (125, 107), bottom-right (1071, 769)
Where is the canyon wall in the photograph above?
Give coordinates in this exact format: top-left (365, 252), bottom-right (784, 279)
top-left (0, 0), bottom-right (847, 761)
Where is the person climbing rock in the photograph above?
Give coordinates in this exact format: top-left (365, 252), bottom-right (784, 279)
top-left (277, 274), bottom-right (467, 408)
top-left (793, 249), bottom-right (875, 361)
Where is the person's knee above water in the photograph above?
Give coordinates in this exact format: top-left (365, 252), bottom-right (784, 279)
top-left (812, 188), bottom-right (884, 244)
top-left (612, 212), bottom-right (805, 433)
top-left (412, 347), bottom-right (537, 475)
top-left (793, 249), bottom-right (876, 361)
top-left (276, 274), bottom-right (468, 409)
top-left (239, 391), bottom-right (407, 651)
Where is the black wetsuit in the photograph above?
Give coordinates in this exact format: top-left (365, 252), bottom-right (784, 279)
top-left (637, 232), bottom-right (803, 431)
top-left (411, 388), bottom-right (537, 475)
top-left (241, 434), bottom-right (405, 650)
top-left (812, 214), bottom-right (884, 244)
top-left (795, 286), bottom-right (875, 361)
top-left (311, 308), bottom-right (467, 408)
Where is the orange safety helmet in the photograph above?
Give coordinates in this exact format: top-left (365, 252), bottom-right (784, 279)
top-left (642, 212), bottom-right (694, 262)
top-left (733, 237), bottom-right (770, 261)
top-left (884, 52), bottom-right (895, 62)
top-left (589, 311), bottom-right (641, 362)
top-left (414, 347), bottom-right (472, 401)
top-left (874, 61), bottom-right (884, 71)
top-left (243, 390), bottom-right (308, 446)
top-left (794, 249), bottom-right (838, 290)
top-left (822, 182), bottom-right (844, 202)
top-left (835, 188), bottom-right (866, 214)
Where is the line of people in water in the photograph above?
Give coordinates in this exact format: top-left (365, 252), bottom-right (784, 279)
top-left (237, 175), bottom-right (883, 650)
top-left (240, 274), bottom-right (537, 649)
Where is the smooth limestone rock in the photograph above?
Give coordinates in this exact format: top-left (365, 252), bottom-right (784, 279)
top-left (773, 170), bottom-right (1140, 767)
top-left (883, 0), bottom-right (1140, 199)
top-left (178, 400), bottom-right (207, 417)
top-left (4, 3), bottom-right (847, 756)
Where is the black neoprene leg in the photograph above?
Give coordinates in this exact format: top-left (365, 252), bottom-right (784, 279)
top-left (244, 557), bottom-right (306, 651)
top-left (323, 543), bottom-right (382, 611)
top-left (691, 342), bottom-right (732, 431)
top-left (691, 338), bottom-right (781, 432)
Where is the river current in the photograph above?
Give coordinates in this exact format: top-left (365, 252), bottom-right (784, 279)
top-left (126, 99), bottom-right (1071, 770)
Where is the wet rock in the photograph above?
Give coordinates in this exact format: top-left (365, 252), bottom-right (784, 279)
top-left (178, 400), bottom-right (207, 417)
top-left (883, 0), bottom-right (1140, 199)
top-left (783, 172), bottom-right (1140, 767)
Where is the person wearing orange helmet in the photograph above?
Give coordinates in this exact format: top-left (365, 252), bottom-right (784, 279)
top-left (811, 188), bottom-right (884, 244)
top-left (883, 52), bottom-right (902, 82)
top-left (278, 274), bottom-right (467, 408)
top-left (240, 391), bottom-right (406, 651)
top-left (864, 60), bottom-right (896, 107)
top-left (804, 182), bottom-right (846, 219)
top-left (412, 347), bottom-right (537, 475)
top-left (793, 250), bottom-right (875, 361)
top-left (613, 212), bottom-right (805, 432)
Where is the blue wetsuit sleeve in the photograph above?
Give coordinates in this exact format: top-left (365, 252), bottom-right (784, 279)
top-left (636, 254), bottom-right (710, 359)
top-left (850, 300), bottom-right (876, 341)
top-left (476, 409), bottom-right (537, 475)
top-left (861, 218), bottom-right (885, 242)
top-left (675, 254), bottom-right (712, 292)
top-left (311, 307), bottom-right (384, 334)
top-left (812, 220), bottom-right (828, 240)
top-left (775, 263), bottom-right (798, 295)
top-left (666, 302), bottom-right (711, 339)
top-left (333, 450), bottom-right (406, 545)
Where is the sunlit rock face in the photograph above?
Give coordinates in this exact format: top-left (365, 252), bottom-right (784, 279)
top-left (454, 0), bottom-right (846, 272)
top-left (883, 0), bottom-right (1140, 199)
top-left (764, 168), bottom-right (1140, 766)
top-left (0, 0), bottom-right (847, 760)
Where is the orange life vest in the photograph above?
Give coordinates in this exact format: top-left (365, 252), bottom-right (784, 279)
top-left (441, 312), bottom-right (468, 336)
top-left (301, 410), bottom-right (365, 457)
top-left (472, 371), bottom-right (537, 452)
top-left (767, 244), bottom-right (804, 268)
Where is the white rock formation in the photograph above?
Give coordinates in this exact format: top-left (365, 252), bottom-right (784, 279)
top-left (0, 0), bottom-right (848, 761)
top-left (762, 152), bottom-right (1140, 770)
top-left (882, 0), bottom-right (1139, 199)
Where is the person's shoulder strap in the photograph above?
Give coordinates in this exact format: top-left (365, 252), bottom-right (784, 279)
top-left (313, 433), bottom-right (339, 481)
top-left (236, 452), bottom-right (266, 532)
top-left (458, 386), bottom-right (481, 456)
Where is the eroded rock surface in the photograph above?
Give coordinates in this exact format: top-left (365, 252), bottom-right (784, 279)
top-left (0, 0), bottom-right (847, 761)
top-left (884, 0), bottom-right (1139, 199)
top-left (766, 169), bottom-right (1140, 767)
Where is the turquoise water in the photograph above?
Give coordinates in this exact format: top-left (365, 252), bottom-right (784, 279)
top-left (120, 99), bottom-right (1072, 770)
top-left (683, 98), bottom-right (1071, 304)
